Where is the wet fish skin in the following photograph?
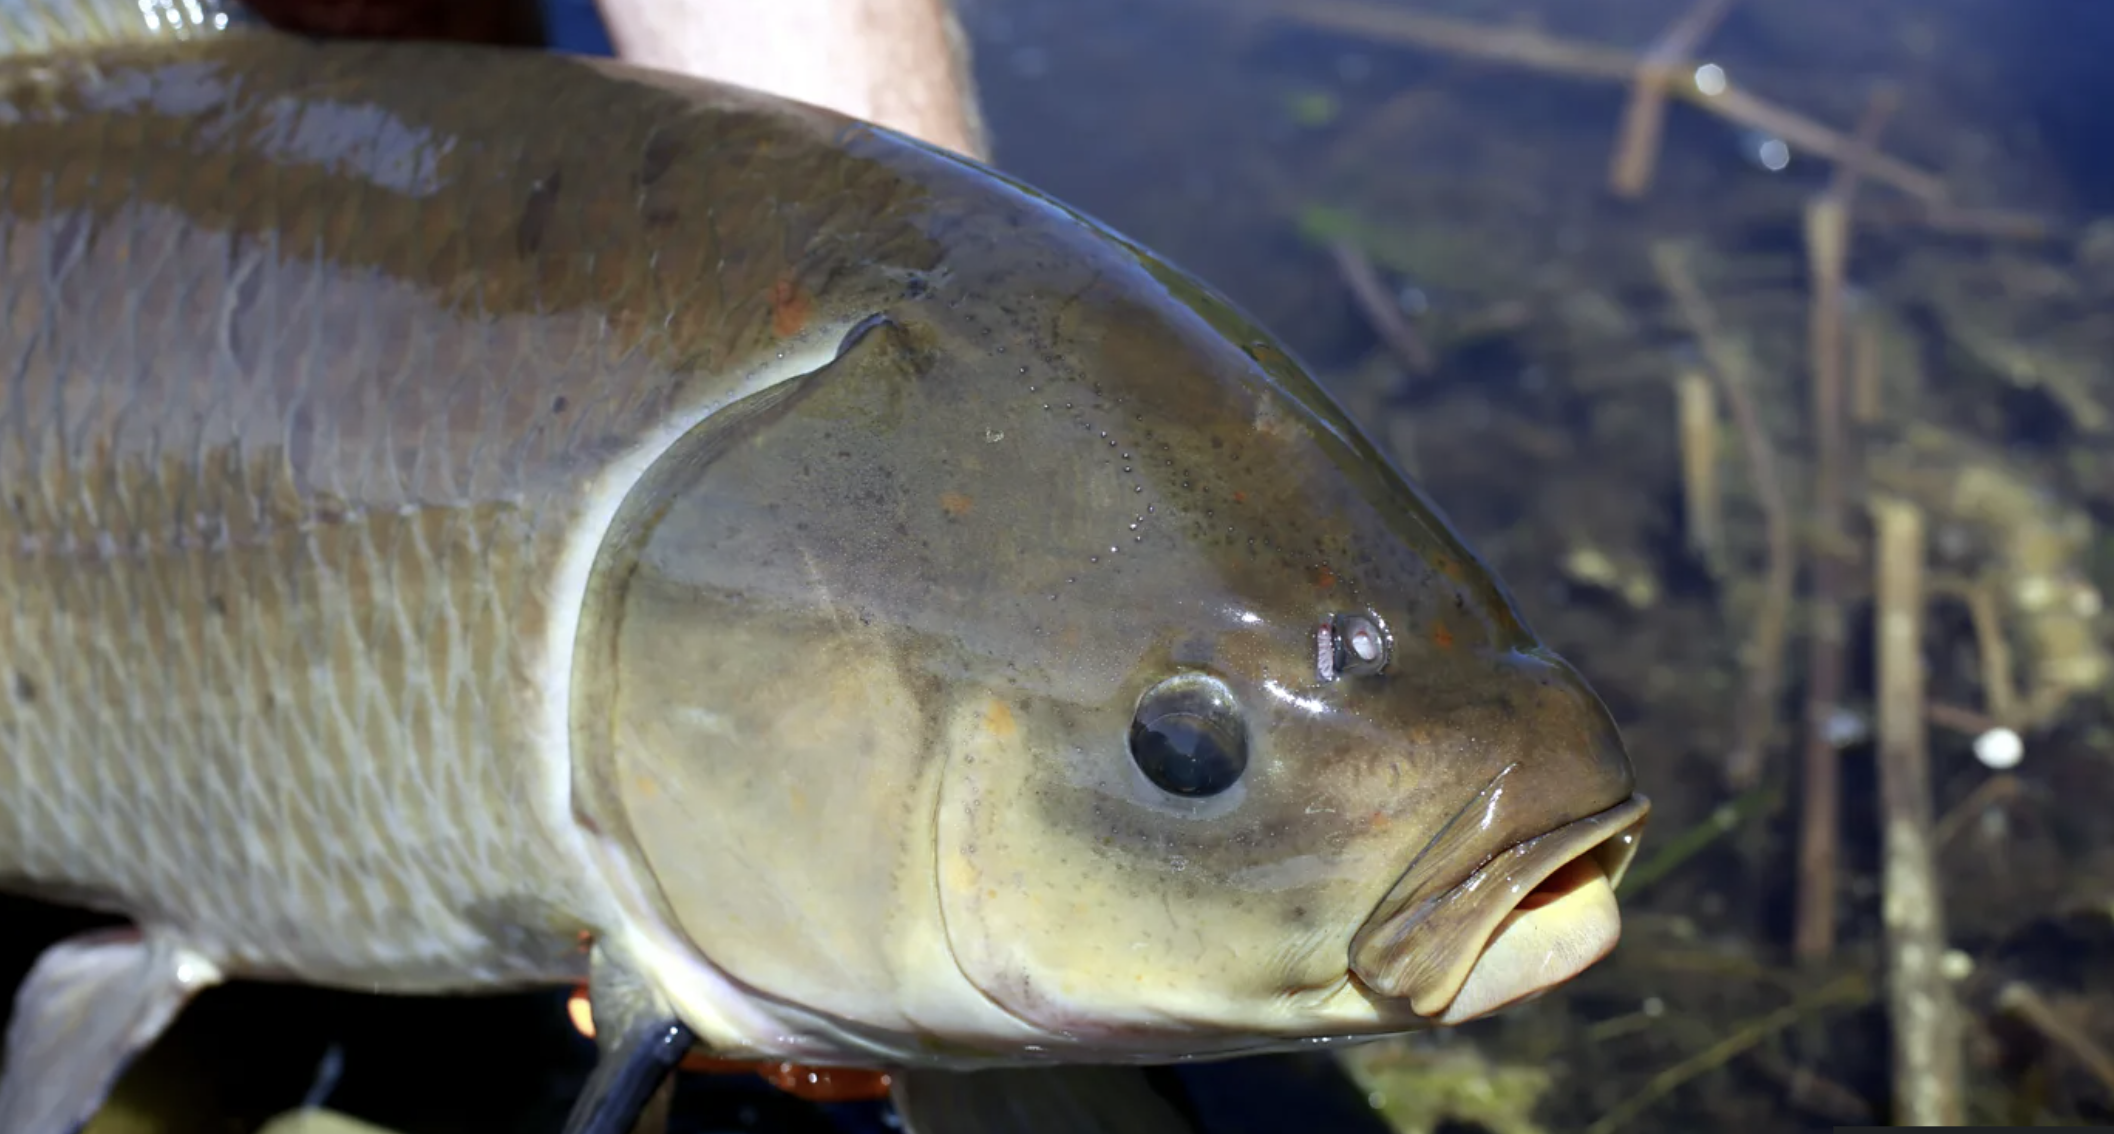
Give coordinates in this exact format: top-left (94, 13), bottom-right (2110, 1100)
top-left (0, 8), bottom-right (1648, 1134)
top-left (0, 23), bottom-right (966, 1126)
top-left (0, 27), bottom-right (924, 985)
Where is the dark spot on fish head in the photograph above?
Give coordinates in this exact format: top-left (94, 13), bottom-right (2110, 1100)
top-left (552, 395), bottom-right (570, 415)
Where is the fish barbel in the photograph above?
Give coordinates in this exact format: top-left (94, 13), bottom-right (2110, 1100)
top-left (0, 3), bottom-right (1649, 1132)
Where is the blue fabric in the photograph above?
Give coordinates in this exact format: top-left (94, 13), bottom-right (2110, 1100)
top-left (539, 0), bottom-right (615, 55)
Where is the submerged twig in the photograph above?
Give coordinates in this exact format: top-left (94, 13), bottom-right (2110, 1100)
top-left (1858, 199), bottom-right (2063, 241)
top-left (1328, 240), bottom-right (1435, 374)
top-left (1925, 698), bottom-right (2000, 739)
top-left (1267, 0), bottom-right (1636, 80)
top-left (1651, 243), bottom-right (1794, 789)
top-left (1750, 1048), bottom-right (1878, 1127)
top-left (1963, 579), bottom-right (2022, 727)
top-left (1620, 781), bottom-right (1779, 898)
top-left (1609, 0), bottom-right (1738, 197)
top-left (1583, 970), bottom-right (1872, 1134)
top-left (1932, 771), bottom-right (2020, 850)
top-left (1850, 306), bottom-right (1883, 424)
top-left (1998, 982), bottom-right (2114, 1100)
top-left (1262, 0), bottom-right (1949, 201)
top-left (1795, 84), bottom-right (1897, 966)
top-left (1796, 193), bottom-right (1851, 965)
top-left (1675, 369), bottom-right (1725, 572)
top-left (1871, 495), bottom-right (1965, 1126)
top-left (1689, 84), bottom-right (1942, 202)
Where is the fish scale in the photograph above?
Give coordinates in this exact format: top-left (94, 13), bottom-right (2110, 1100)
top-left (0, 52), bottom-right (686, 990)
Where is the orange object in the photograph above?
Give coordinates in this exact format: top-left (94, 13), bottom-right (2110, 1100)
top-left (565, 985), bottom-right (895, 1103)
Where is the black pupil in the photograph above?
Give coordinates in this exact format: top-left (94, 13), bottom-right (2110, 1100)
top-left (1129, 709), bottom-right (1246, 798)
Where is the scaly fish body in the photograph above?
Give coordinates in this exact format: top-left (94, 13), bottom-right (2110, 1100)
top-left (0, 7), bottom-right (1649, 1134)
top-left (0, 26), bottom-right (894, 992)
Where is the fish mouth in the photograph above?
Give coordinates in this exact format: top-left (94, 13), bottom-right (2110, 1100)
top-left (1349, 793), bottom-right (1650, 1024)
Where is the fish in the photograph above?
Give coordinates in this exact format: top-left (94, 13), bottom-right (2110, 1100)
top-left (0, 2), bottom-right (1650, 1132)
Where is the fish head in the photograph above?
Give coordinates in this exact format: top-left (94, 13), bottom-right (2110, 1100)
top-left (572, 164), bottom-right (1647, 1065)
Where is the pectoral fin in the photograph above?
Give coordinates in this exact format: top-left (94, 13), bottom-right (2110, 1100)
top-left (891, 1066), bottom-right (1200, 1134)
top-left (558, 945), bottom-right (693, 1134)
top-left (0, 927), bottom-right (222, 1134)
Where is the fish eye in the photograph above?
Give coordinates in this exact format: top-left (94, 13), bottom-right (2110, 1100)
top-left (1128, 675), bottom-right (1248, 798)
top-left (1317, 611), bottom-right (1391, 681)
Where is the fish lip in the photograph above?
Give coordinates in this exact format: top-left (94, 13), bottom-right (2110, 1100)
top-left (1347, 793), bottom-right (1651, 1018)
